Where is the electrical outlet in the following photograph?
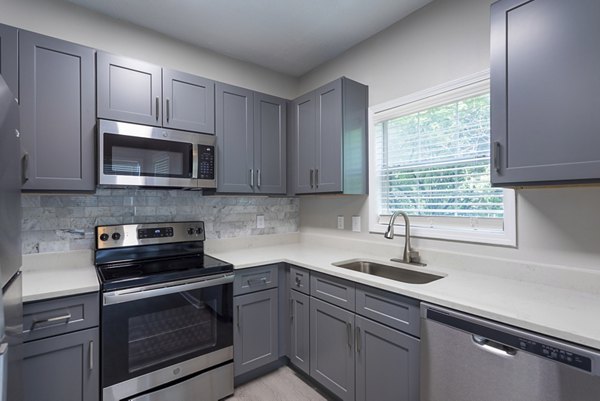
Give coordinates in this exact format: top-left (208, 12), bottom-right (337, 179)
top-left (352, 216), bottom-right (361, 232)
top-left (256, 215), bottom-right (265, 229)
top-left (337, 216), bottom-right (344, 230)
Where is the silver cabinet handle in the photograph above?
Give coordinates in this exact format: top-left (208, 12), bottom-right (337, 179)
top-left (250, 169), bottom-right (254, 187)
top-left (290, 299), bottom-right (294, 321)
top-left (31, 313), bottom-right (71, 330)
top-left (237, 305), bottom-right (241, 330)
top-left (155, 97), bottom-right (160, 121)
top-left (166, 98), bottom-right (170, 122)
top-left (247, 277), bottom-right (267, 286)
top-left (257, 169), bottom-right (261, 188)
top-left (347, 322), bottom-right (352, 348)
top-left (493, 141), bottom-right (501, 173)
top-left (309, 169), bottom-right (314, 188)
top-left (22, 152), bottom-right (29, 185)
top-left (356, 326), bottom-right (361, 353)
top-left (315, 169), bottom-right (319, 188)
top-left (89, 341), bottom-right (94, 371)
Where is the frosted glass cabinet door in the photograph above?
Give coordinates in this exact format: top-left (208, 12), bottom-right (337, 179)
top-left (491, 0), bottom-right (600, 186)
top-left (19, 31), bottom-right (96, 191)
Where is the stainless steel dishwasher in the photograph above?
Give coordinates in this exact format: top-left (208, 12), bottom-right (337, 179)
top-left (421, 303), bottom-right (600, 401)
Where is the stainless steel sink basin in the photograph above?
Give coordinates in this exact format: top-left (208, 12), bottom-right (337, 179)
top-left (332, 260), bottom-right (444, 284)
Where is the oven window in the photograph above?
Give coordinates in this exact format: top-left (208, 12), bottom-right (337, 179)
top-left (128, 293), bottom-right (217, 372)
top-left (104, 133), bottom-right (192, 178)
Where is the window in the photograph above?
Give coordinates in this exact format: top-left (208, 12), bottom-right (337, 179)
top-left (369, 72), bottom-right (516, 246)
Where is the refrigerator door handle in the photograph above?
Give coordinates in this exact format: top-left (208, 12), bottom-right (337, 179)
top-left (0, 342), bottom-right (8, 401)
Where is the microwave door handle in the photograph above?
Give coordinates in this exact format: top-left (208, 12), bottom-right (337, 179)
top-left (192, 145), bottom-right (199, 179)
top-left (103, 274), bottom-right (234, 305)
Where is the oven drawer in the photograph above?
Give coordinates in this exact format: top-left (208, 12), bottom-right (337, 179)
top-left (289, 265), bottom-right (310, 295)
top-left (23, 292), bottom-right (99, 342)
top-left (234, 264), bottom-right (278, 295)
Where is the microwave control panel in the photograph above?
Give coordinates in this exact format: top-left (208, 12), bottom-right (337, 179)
top-left (198, 145), bottom-right (215, 180)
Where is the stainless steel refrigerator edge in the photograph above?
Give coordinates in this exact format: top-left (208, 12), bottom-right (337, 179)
top-left (0, 74), bottom-right (23, 401)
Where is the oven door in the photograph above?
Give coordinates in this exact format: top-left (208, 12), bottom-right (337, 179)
top-left (101, 274), bottom-right (233, 400)
top-left (99, 119), bottom-right (207, 188)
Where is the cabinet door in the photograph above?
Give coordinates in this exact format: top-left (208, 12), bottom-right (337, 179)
top-left (291, 91), bottom-right (317, 194)
top-left (23, 327), bottom-right (99, 401)
top-left (355, 316), bottom-right (419, 401)
top-left (289, 289), bottom-right (310, 375)
top-left (97, 52), bottom-right (162, 126)
top-left (0, 23), bottom-right (18, 101)
top-left (19, 31), bottom-right (95, 191)
top-left (216, 82), bottom-right (254, 193)
top-left (163, 69), bottom-right (215, 134)
top-left (315, 79), bottom-right (343, 193)
top-left (234, 288), bottom-right (278, 376)
top-left (310, 297), bottom-right (355, 401)
top-left (254, 93), bottom-right (286, 194)
top-left (491, 0), bottom-right (600, 186)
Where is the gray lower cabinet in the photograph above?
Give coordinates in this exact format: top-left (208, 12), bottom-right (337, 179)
top-left (355, 316), bottom-right (419, 401)
top-left (97, 52), bottom-right (215, 134)
top-left (19, 30), bottom-right (96, 191)
top-left (23, 327), bottom-right (99, 401)
top-left (491, 0), bottom-right (600, 186)
top-left (310, 297), bottom-right (355, 401)
top-left (234, 288), bottom-right (279, 376)
top-left (216, 83), bottom-right (286, 194)
top-left (0, 23), bottom-right (18, 101)
top-left (288, 289), bottom-right (310, 375)
top-left (290, 77), bottom-right (368, 195)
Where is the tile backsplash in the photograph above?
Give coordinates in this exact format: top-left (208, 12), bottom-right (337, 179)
top-left (22, 189), bottom-right (299, 254)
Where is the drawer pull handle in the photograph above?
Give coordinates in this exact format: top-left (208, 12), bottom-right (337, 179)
top-left (31, 313), bottom-right (71, 330)
top-left (248, 277), bottom-right (267, 286)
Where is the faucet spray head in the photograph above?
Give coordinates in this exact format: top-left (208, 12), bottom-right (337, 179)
top-left (384, 223), bottom-right (394, 239)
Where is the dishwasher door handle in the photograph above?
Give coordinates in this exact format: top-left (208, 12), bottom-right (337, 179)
top-left (472, 335), bottom-right (517, 357)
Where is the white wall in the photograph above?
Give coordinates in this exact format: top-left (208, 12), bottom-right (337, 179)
top-left (298, 0), bottom-right (600, 272)
top-left (0, 0), bottom-right (298, 99)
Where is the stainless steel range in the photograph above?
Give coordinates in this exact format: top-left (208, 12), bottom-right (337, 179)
top-left (95, 221), bottom-right (234, 401)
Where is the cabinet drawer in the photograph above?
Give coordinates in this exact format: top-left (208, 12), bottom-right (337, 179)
top-left (289, 266), bottom-right (310, 294)
top-left (356, 285), bottom-right (420, 337)
top-left (234, 265), bottom-right (278, 295)
top-left (23, 292), bottom-right (99, 342)
top-left (310, 272), bottom-right (355, 311)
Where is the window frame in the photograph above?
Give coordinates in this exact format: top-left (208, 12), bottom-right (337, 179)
top-left (368, 70), bottom-right (516, 247)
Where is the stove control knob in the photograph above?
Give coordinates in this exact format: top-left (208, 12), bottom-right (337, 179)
top-left (112, 232), bottom-right (121, 241)
top-left (187, 228), bottom-right (195, 235)
top-left (195, 227), bottom-right (203, 235)
top-left (99, 233), bottom-right (109, 242)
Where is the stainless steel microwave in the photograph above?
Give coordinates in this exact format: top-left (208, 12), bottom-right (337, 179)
top-left (98, 119), bottom-right (216, 188)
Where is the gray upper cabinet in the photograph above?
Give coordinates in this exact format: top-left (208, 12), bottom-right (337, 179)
top-left (19, 31), bottom-right (96, 191)
top-left (290, 77), bottom-right (368, 195)
top-left (216, 83), bottom-right (287, 194)
top-left (355, 316), bottom-right (419, 401)
top-left (234, 288), bottom-right (279, 376)
top-left (97, 52), bottom-right (162, 126)
top-left (289, 289), bottom-right (310, 375)
top-left (97, 52), bottom-right (215, 134)
top-left (310, 297), bottom-right (355, 401)
top-left (0, 24), bottom-right (18, 101)
top-left (24, 327), bottom-right (99, 401)
top-left (491, 0), bottom-right (600, 186)
top-left (163, 69), bottom-right (215, 133)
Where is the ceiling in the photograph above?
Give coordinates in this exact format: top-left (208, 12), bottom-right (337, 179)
top-left (66, 0), bottom-right (433, 77)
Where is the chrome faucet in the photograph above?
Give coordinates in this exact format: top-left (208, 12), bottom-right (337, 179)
top-left (384, 211), bottom-right (425, 266)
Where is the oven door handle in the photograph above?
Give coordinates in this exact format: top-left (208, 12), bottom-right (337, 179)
top-left (103, 274), bottom-right (234, 305)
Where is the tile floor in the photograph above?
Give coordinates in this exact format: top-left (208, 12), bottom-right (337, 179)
top-left (226, 366), bottom-right (330, 401)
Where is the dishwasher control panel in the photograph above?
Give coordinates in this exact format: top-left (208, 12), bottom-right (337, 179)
top-left (518, 339), bottom-right (592, 372)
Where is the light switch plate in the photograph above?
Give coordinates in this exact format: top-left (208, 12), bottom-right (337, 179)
top-left (256, 215), bottom-right (265, 229)
top-left (337, 216), bottom-right (344, 230)
top-left (352, 216), bottom-right (361, 232)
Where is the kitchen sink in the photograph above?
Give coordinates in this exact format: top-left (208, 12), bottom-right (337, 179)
top-left (332, 259), bottom-right (445, 284)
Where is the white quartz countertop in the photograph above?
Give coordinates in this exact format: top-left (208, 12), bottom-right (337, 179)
top-left (21, 250), bottom-right (99, 303)
top-left (208, 234), bottom-right (600, 351)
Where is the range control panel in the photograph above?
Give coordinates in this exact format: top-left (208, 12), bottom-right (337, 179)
top-left (96, 221), bottom-right (205, 249)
